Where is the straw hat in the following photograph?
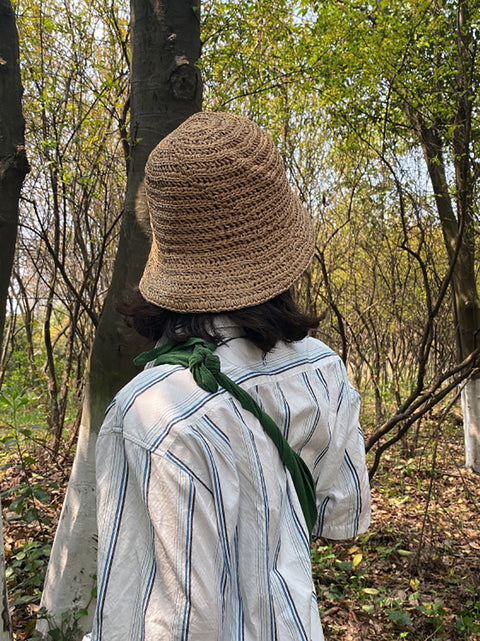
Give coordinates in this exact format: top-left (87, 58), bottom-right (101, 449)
top-left (139, 112), bottom-right (316, 313)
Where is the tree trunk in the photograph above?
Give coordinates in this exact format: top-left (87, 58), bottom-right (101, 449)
top-left (461, 378), bottom-right (480, 471)
top-left (451, 1), bottom-right (480, 472)
top-left (0, 1), bottom-right (29, 638)
top-left (411, 108), bottom-right (480, 474)
top-left (37, 1), bottom-right (202, 637)
top-left (0, 0), bottom-right (29, 337)
top-left (425, 149), bottom-right (480, 471)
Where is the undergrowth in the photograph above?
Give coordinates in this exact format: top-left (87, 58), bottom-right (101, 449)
top-left (0, 394), bottom-right (479, 640)
top-left (314, 413), bottom-right (480, 640)
top-left (0, 387), bottom-right (73, 638)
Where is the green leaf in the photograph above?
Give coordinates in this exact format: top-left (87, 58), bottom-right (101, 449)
top-left (388, 608), bottom-right (412, 626)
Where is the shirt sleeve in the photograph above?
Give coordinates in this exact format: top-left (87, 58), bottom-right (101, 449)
top-left (313, 358), bottom-right (371, 540)
top-left (91, 403), bottom-right (237, 641)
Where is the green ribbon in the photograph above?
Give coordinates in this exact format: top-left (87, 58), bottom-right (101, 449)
top-left (135, 337), bottom-right (318, 535)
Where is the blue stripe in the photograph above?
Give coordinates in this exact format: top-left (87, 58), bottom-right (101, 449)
top-left (165, 451), bottom-right (214, 495)
top-left (314, 369), bottom-right (329, 398)
top-left (122, 366), bottom-right (183, 417)
top-left (139, 561), bottom-right (156, 640)
top-left (103, 400), bottom-right (116, 418)
top-left (231, 402), bottom-right (275, 638)
top-left (313, 442), bottom-right (329, 470)
top-left (234, 530), bottom-right (245, 641)
top-left (140, 454), bottom-right (155, 639)
top-left (316, 496), bottom-right (330, 536)
top-left (190, 429), bottom-right (232, 579)
top-left (203, 415), bottom-right (232, 449)
top-left (296, 373), bottom-right (321, 452)
top-left (337, 381), bottom-right (345, 412)
top-left (181, 480), bottom-right (195, 640)
top-left (234, 350), bottom-right (335, 387)
top-left (277, 383), bottom-right (290, 438)
top-left (344, 451), bottom-right (361, 534)
top-left (96, 454), bottom-right (129, 637)
top-left (272, 555), bottom-right (308, 640)
top-left (285, 483), bottom-right (310, 554)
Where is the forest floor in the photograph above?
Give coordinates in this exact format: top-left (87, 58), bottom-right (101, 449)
top-left (316, 413), bottom-right (480, 641)
top-left (1, 411), bottom-right (479, 640)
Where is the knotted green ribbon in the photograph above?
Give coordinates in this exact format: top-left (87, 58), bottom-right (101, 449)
top-left (135, 337), bottom-right (318, 535)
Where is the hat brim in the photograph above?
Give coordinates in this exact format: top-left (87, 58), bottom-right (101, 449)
top-left (139, 193), bottom-right (316, 313)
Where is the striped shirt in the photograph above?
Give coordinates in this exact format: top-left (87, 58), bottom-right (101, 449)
top-left (91, 323), bottom-right (370, 640)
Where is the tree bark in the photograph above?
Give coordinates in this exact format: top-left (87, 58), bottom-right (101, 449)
top-left (0, 1), bottom-right (28, 638)
top-left (37, 1), bottom-right (202, 637)
top-left (0, 0), bottom-right (29, 339)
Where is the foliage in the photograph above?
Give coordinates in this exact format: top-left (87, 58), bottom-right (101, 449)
top-left (0, 386), bottom-right (69, 635)
top-left (201, 0), bottom-right (476, 468)
top-left (303, 0), bottom-right (480, 368)
top-left (2, 0), bottom-right (130, 449)
top-left (33, 588), bottom-right (96, 641)
top-left (1, 309), bottom-right (78, 429)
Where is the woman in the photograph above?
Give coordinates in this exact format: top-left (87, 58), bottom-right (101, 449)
top-left (89, 112), bottom-right (370, 640)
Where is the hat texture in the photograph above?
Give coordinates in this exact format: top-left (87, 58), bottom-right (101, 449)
top-left (139, 112), bottom-right (315, 313)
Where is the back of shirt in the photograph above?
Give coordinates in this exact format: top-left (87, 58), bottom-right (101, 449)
top-left (91, 328), bottom-right (370, 641)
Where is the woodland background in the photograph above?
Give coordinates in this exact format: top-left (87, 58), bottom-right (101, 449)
top-left (0, 0), bottom-right (479, 639)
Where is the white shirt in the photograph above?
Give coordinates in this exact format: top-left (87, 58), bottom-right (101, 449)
top-left (90, 325), bottom-right (370, 640)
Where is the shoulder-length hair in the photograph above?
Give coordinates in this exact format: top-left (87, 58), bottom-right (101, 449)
top-left (116, 287), bottom-right (318, 354)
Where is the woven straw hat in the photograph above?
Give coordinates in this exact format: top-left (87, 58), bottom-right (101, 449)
top-left (139, 112), bottom-right (316, 313)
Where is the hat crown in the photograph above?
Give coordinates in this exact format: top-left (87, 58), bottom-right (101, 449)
top-left (140, 112), bottom-right (315, 313)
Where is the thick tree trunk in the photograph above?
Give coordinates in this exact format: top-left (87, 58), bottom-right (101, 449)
top-left (37, 1), bottom-right (202, 637)
top-left (0, 1), bottom-right (28, 638)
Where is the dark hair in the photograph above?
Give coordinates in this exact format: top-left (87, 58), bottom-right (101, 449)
top-left (116, 287), bottom-right (319, 354)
